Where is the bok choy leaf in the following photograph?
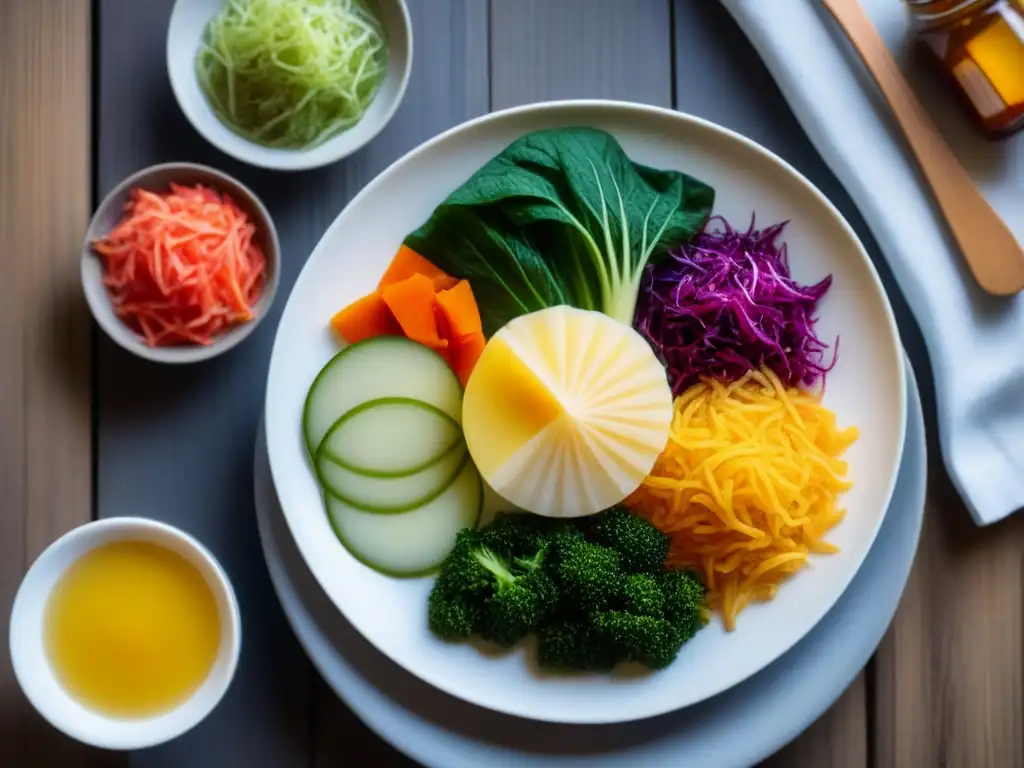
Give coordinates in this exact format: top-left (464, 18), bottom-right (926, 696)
top-left (404, 127), bottom-right (715, 336)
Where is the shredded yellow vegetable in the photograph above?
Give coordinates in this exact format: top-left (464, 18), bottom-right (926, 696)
top-left (627, 367), bottom-right (858, 631)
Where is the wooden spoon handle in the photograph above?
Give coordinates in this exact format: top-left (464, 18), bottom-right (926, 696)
top-left (821, 0), bottom-right (1024, 296)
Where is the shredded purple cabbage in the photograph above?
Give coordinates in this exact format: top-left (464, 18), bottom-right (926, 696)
top-left (635, 214), bottom-right (837, 395)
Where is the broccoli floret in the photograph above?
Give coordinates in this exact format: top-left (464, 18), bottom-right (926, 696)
top-left (660, 569), bottom-right (708, 643)
top-left (537, 620), bottom-right (589, 670)
top-left (475, 547), bottom-right (556, 647)
top-left (480, 513), bottom-right (546, 559)
top-left (621, 573), bottom-right (665, 617)
top-left (427, 530), bottom-right (490, 640)
top-left (588, 507), bottom-right (669, 573)
top-left (556, 540), bottom-right (624, 612)
top-left (427, 586), bottom-right (480, 641)
top-left (592, 611), bottom-right (684, 670)
top-left (537, 618), bottom-right (618, 673)
top-left (544, 524), bottom-right (587, 568)
top-left (513, 548), bottom-right (546, 573)
top-left (427, 517), bottom-right (701, 674)
top-left (428, 526), bottom-right (559, 646)
top-left (433, 528), bottom-right (493, 599)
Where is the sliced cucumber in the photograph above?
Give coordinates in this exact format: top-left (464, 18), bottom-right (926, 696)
top-left (316, 441), bottom-right (468, 513)
top-left (326, 459), bottom-right (482, 577)
top-left (318, 397), bottom-right (462, 478)
top-left (303, 337), bottom-right (463, 457)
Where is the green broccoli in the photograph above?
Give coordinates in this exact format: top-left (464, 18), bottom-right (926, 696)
top-left (513, 548), bottom-right (546, 573)
top-left (592, 611), bottom-right (684, 670)
top-left (537, 620), bottom-right (589, 670)
top-left (660, 569), bottom-right (708, 642)
top-left (544, 524), bottom-right (587, 567)
top-left (621, 573), bottom-right (665, 617)
top-left (427, 516), bottom-right (708, 673)
top-left (428, 526), bottom-right (557, 646)
top-left (432, 528), bottom-right (493, 599)
top-left (556, 540), bottom-right (623, 612)
top-left (427, 586), bottom-right (479, 641)
top-left (588, 507), bottom-right (669, 573)
top-left (480, 512), bottom-right (546, 558)
top-left (472, 546), bottom-right (555, 647)
top-left (537, 619), bottom-right (618, 673)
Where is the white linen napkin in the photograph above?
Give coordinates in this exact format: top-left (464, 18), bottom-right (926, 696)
top-left (719, 0), bottom-right (1024, 526)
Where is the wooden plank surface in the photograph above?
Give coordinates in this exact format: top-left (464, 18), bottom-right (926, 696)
top-left (0, 2), bottom-right (112, 765)
top-left (490, 0), bottom-right (672, 108)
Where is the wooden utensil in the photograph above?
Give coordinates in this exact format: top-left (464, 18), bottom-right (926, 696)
top-left (821, 0), bottom-right (1024, 296)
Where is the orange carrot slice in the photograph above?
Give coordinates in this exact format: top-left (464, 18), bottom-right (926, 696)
top-left (330, 292), bottom-right (400, 344)
top-left (434, 280), bottom-right (483, 341)
top-left (381, 273), bottom-right (448, 350)
top-left (378, 245), bottom-right (457, 291)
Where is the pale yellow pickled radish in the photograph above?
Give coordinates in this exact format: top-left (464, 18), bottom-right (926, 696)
top-left (462, 306), bottom-right (672, 518)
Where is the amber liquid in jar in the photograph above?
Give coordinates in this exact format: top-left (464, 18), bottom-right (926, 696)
top-left (908, 0), bottom-right (1024, 138)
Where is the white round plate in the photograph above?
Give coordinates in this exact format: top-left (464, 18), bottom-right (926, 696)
top-left (264, 100), bottom-right (907, 723)
top-left (255, 358), bottom-right (925, 767)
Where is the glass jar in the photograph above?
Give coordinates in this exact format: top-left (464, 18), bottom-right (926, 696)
top-left (907, 0), bottom-right (1024, 138)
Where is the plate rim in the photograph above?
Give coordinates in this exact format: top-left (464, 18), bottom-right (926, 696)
top-left (254, 356), bottom-right (926, 767)
top-left (264, 98), bottom-right (908, 723)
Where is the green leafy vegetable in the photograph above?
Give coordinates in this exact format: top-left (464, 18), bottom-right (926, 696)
top-left (195, 0), bottom-right (388, 149)
top-left (405, 127), bottom-right (715, 335)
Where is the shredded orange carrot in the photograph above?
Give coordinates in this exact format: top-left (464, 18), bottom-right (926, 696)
top-left (627, 367), bottom-right (859, 631)
top-left (92, 183), bottom-right (267, 347)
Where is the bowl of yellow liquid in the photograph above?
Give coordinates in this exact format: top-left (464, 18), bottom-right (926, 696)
top-left (9, 517), bottom-right (241, 750)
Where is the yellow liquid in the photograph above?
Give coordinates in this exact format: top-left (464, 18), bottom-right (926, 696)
top-left (45, 540), bottom-right (222, 718)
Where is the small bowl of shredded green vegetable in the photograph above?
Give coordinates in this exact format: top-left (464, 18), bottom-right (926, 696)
top-left (168, 0), bottom-right (411, 170)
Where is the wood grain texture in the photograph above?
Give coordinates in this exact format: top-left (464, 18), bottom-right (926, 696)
top-left (761, 676), bottom-right (868, 768)
top-left (0, 1), bottom-right (113, 764)
top-left (490, 0), bottom-right (673, 109)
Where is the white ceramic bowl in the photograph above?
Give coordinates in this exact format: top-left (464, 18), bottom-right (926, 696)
top-left (82, 162), bottom-right (280, 365)
top-left (264, 101), bottom-right (907, 724)
top-left (167, 0), bottom-right (413, 171)
top-left (9, 517), bottom-right (242, 750)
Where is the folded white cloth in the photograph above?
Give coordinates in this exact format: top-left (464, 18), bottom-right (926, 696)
top-left (719, 0), bottom-right (1024, 525)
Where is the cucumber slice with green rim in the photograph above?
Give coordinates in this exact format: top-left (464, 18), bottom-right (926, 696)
top-left (326, 459), bottom-right (483, 577)
top-left (302, 337), bottom-right (463, 457)
top-left (316, 441), bottom-right (468, 513)
top-left (318, 397), bottom-right (462, 478)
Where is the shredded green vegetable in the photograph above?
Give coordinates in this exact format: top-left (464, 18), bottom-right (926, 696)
top-left (196, 0), bottom-right (388, 150)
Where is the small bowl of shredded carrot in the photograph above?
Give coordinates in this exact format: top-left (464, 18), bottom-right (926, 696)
top-left (82, 162), bottom-right (279, 363)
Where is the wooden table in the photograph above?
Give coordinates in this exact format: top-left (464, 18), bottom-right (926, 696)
top-left (2, 1), bottom-right (1022, 765)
